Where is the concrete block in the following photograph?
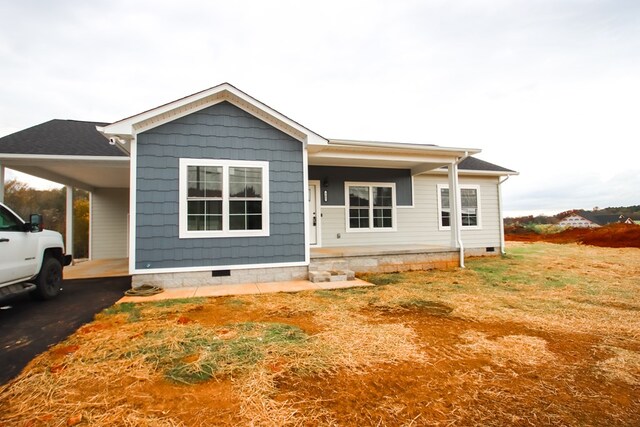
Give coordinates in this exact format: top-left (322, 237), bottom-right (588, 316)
top-left (309, 270), bottom-right (330, 283)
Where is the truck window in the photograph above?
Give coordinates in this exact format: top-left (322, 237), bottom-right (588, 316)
top-left (0, 206), bottom-right (23, 232)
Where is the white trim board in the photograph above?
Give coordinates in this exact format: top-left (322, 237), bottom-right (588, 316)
top-left (178, 158), bottom-right (270, 239)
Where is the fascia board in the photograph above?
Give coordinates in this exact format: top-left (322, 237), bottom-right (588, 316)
top-left (328, 139), bottom-right (481, 156)
top-left (98, 83), bottom-right (328, 146)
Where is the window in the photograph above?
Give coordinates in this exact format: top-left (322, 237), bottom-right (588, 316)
top-left (346, 183), bottom-right (395, 231)
top-left (0, 205), bottom-right (23, 232)
top-left (179, 159), bottom-right (269, 238)
top-left (437, 185), bottom-right (481, 229)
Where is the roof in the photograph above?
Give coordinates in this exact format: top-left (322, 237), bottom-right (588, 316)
top-left (0, 119), bottom-right (127, 157)
top-left (565, 210), bottom-right (629, 226)
top-left (99, 82), bottom-right (328, 148)
top-left (458, 157), bottom-right (516, 174)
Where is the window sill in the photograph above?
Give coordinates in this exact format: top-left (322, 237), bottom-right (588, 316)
top-left (179, 229), bottom-right (270, 239)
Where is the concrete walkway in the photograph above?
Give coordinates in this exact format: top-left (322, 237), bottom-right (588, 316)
top-left (65, 258), bottom-right (129, 280)
top-left (118, 278), bottom-right (373, 303)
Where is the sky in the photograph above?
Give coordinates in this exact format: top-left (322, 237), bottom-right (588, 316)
top-left (0, 0), bottom-right (638, 217)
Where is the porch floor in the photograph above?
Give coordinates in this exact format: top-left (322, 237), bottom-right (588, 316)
top-left (64, 258), bottom-right (129, 280)
top-left (310, 244), bottom-right (454, 258)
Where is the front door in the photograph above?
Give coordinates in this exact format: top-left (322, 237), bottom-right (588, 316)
top-left (308, 183), bottom-right (319, 245)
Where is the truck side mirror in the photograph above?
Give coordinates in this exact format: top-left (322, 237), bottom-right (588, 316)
top-left (29, 214), bottom-right (43, 232)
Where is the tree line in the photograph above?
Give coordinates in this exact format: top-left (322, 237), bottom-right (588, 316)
top-left (3, 179), bottom-right (89, 258)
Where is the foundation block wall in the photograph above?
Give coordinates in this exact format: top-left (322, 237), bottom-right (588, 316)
top-left (132, 266), bottom-right (309, 289)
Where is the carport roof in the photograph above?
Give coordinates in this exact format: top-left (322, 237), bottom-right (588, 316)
top-left (0, 119), bottom-right (126, 157)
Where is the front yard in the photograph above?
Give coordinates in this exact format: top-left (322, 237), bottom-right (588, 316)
top-left (1, 242), bottom-right (639, 426)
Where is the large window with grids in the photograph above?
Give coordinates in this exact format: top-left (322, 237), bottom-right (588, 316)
top-left (437, 184), bottom-right (481, 230)
top-left (345, 183), bottom-right (396, 231)
top-left (179, 159), bottom-right (269, 238)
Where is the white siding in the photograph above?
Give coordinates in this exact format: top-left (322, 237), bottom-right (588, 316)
top-left (91, 188), bottom-right (129, 259)
top-left (320, 175), bottom-right (501, 249)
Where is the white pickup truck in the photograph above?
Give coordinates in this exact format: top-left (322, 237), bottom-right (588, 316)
top-left (0, 202), bottom-right (72, 300)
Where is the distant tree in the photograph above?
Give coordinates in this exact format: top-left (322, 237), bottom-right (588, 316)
top-left (4, 179), bottom-right (89, 258)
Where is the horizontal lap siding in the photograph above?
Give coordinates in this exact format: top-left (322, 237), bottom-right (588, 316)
top-left (320, 175), bottom-right (500, 248)
top-left (90, 188), bottom-right (129, 259)
top-left (135, 102), bottom-right (305, 270)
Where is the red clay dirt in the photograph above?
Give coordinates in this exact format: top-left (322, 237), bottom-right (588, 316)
top-left (506, 223), bottom-right (640, 248)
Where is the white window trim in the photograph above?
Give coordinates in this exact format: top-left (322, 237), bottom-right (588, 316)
top-left (344, 181), bottom-right (397, 232)
top-left (437, 184), bottom-right (482, 231)
top-left (179, 158), bottom-right (270, 239)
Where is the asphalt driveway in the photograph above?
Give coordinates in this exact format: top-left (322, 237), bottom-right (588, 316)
top-left (0, 276), bottom-right (131, 385)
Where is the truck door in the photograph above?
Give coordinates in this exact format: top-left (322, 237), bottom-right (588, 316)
top-left (0, 205), bottom-right (36, 284)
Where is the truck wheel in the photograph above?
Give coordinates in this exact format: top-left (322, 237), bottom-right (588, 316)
top-left (33, 256), bottom-right (62, 300)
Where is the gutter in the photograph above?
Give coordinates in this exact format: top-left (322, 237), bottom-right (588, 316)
top-left (498, 175), bottom-right (510, 255)
top-left (454, 151), bottom-right (470, 268)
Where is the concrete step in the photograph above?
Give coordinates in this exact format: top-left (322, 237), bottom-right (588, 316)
top-left (308, 269), bottom-right (355, 283)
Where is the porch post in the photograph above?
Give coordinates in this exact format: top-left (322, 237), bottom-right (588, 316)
top-left (66, 185), bottom-right (73, 259)
top-left (447, 163), bottom-right (464, 267)
top-left (0, 162), bottom-right (4, 204)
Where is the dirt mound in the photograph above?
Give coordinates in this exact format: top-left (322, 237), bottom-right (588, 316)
top-left (506, 223), bottom-right (640, 248)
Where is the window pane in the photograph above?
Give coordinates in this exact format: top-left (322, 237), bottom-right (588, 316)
top-left (205, 201), bottom-right (222, 215)
top-left (229, 167), bottom-right (262, 198)
top-left (188, 165), bottom-right (222, 198)
top-left (441, 188), bottom-right (450, 209)
top-left (442, 212), bottom-right (450, 227)
top-left (349, 186), bottom-right (369, 207)
top-left (205, 216), bottom-right (222, 231)
top-left (188, 181), bottom-right (204, 198)
top-left (461, 189), bottom-right (477, 209)
top-left (246, 215), bottom-right (262, 230)
top-left (188, 215), bottom-right (205, 231)
top-left (188, 201), bottom-right (205, 215)
top-left (229, 201), bottom-right (245, 215)
top-left (247, 201), bottom-right (262, 214)
top-left (373, 187), bottom-right (392, 207)
top-left (229, 215), bottom-right (245, 230)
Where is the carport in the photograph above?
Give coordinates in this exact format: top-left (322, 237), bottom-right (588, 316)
top-left (0, 119), bottom-right (131, 273)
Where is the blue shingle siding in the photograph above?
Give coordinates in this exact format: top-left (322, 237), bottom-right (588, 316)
top-left (135, 101), bottom-right (305, 270)
top-left (308, 166), bottom-right (413, 206)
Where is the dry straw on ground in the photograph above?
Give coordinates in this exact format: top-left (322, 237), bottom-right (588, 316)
top-left (1, 242), bottom-right (639, 426)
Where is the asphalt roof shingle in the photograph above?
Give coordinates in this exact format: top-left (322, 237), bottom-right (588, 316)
top-left (0, 119), bottom-right (127, 157)
top-left (458, 156), bottom-right (515, 173)
top-left (0, 119), bottom-right (515, 174)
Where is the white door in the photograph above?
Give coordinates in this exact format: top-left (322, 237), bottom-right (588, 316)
top-left (308, 184), bottom-right (318, 245)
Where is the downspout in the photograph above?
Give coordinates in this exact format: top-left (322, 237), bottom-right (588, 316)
top-left (497, 175), bottom-right (510, 255)
top-left (454, 151), bottom-right (470, 268)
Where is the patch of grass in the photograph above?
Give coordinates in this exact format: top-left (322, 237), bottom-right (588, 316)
top-left (103, 302), bottom-right (141, 322)
top-left (150, 297), bottom-right (206, 308)
top-left (128, 322), bottom-right (309, 384)
top-left (363, 273), bottom-right (406, 286)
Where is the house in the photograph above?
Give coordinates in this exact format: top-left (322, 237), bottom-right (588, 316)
top-left (557, 210), bottom-right (634, 228)
top-left (0, 83), bottom-right (517, 288)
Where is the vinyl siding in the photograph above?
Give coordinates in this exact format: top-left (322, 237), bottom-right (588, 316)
top-left (319, 175), bottom-right (501, 249)
top-left (134, 101), bottom-right (305, 270)
top-left (90, 188), bottom-right (129, 259)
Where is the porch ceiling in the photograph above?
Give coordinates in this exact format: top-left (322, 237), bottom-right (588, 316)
top-left (0, 155), bottom-right (129, 191)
